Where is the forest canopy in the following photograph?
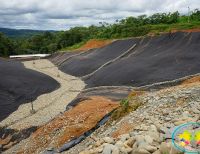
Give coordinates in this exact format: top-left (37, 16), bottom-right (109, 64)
top-left (0, 9), bottom-right (200, 57)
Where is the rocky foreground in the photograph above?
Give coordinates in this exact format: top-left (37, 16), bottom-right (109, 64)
top-left (66, 76), bottom-right (200, 154)
top-left (1, 75), bottom-right (199, 154)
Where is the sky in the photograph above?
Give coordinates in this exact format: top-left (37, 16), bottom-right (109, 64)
top-left (0, 0), bottom-right (199, 30)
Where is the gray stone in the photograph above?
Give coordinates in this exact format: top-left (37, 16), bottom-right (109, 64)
top-left (144, 135), bottom-right (153, 144)
top-left (119, 134), bottom-right (130, 142)
top-left (165, 117), bottom-right (171, 122)
top-left (192, 108), bottom-right (200, 114)
top-left (182, 111), bottom-right (191, 118)
top-left (144, 145), bottom-right (157, 153)
top-left (0, 144), bottom-right (2, 152)
top-left (47, 147), bottom-right (54, 151)
top-left (132, 148), bottom-right (151, 154)
top-left (103, 143), bottom-right (119, 154)
top-left (112, 147), bottom-right (120, 154)
top-left (79, 150), bottom-right (91, 154)
top-left (120, 146), bottom-right (133, 153)
top-left (152, 150), bottom-right (161, 154)
top-left (124, 137), bottom-right (136, 147)
top-left (149, 125), bottom-right (158, 132)
top-left (159, 142), bottom-right (171, 154)
top-left (102, 144), bottom-right (112, 154)
top-left (103, 137), bottom-right (114, 144)
top-left (170, 146), bottom-right (184, 154)
top-left (115, 140), bottom-right (124, 148)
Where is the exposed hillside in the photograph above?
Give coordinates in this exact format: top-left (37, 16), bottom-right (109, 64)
top-left (1, 9), bottom-right (200, 57)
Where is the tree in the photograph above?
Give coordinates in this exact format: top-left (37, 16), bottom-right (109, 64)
top-left (0, 33), bottom-right (14, 57)
top-left (190, 9), bottom-right (200, 21)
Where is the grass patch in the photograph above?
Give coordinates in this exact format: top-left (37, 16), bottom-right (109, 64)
top-left (148, 21), bottom-right (200, 34)
top-left (59, 41), bottom-right (87, 52)
top-left (111, 90), bottom-right (146, 120)
top-left (111, 99), bottom-right (143, 120)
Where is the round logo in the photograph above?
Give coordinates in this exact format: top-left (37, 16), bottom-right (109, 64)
top-left (172, 122), bottom-right (200, 153)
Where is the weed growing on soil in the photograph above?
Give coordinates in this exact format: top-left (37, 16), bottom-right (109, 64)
top-left (111, 91), bottom-right (145, 120)
top-left (120, 98), bottom-right (129, 111)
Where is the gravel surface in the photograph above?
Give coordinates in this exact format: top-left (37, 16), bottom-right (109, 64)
top-left (65, 77), bottom-right (200, 154)
top-left (0, 59), bottom-right (85, 130)
top-left (0, 59), bottom-right (59, 122)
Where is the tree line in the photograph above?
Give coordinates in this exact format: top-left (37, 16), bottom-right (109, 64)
top-left (0, 9), bottom-right (200, 57)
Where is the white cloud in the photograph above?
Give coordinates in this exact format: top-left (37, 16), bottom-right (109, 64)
top-left (0, 0), bottom-right (199, 30)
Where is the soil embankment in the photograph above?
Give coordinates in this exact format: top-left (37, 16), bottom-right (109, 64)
top-left (5, 96), bottom-right (119, 153)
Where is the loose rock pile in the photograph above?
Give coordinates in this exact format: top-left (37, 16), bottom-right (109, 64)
top-left (67, 78), bottom-right (200, 154)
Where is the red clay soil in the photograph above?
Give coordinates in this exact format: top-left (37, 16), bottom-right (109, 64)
top-left (77, 39), bottom-right (113, 51)
top-left (112, 122), bottom-right (134, 138)
top-left (181, 76), bottom-right (200, 85)
top-left (17, 96), bottom-right (119, 154)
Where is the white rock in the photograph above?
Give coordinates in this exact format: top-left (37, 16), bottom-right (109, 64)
top-left (144, 145), bottom-right (157, 153)
top-left (124, 137), bottom-right (136, 147)
top-left (135, 135), bottom-right (145, 144)
top-left (79, 150), bottom-right (92, 154)
top-left (95, 139), bottom-right (104, 147)
top-left (103, 143), bottom-right (119, 154)
top-left (120, 146), bottom-right (133, 153)
top-left (149, 125), bottom-right (158, 132)
top-left (159, 142), bottom-right (171, 153)
top-left (147, 131), bottom-right (160, 143)
top-left (115, 141), bottom-right (124, 148)
top-left (112, 147), bottom-right (120, 154)
top-left (152, 150), bottom-right (161, 154)
top-left (144, 135), bottom-right (153, 144)
top-left (102, 144), bottom-right (113, 154)
top-left (103, 137), bottom-right (114, 144)
top-left (132, 148), bottom-right (150, 154)
top-left (119, 134), bottom-right (130, 142)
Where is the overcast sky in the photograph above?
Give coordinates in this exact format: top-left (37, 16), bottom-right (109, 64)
top-left (0, 0), bottom-right (199, 30)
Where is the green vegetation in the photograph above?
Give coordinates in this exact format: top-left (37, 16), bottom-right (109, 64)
top-left (0, 9), bottom-right (200, 57)
top-left (0, 28), bottom-right (51, 39)
top-left (0, 33), bottom-right (15, 57)
top-left (111, 90), bottom-right (146, 120)
top-left (120, 99), bottom-right (130, 112)
top-left (60, 41), bottom-right (86, 51)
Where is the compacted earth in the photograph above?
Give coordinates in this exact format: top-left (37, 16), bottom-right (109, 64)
top-left (4, 96), bottom-right (119, 153)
